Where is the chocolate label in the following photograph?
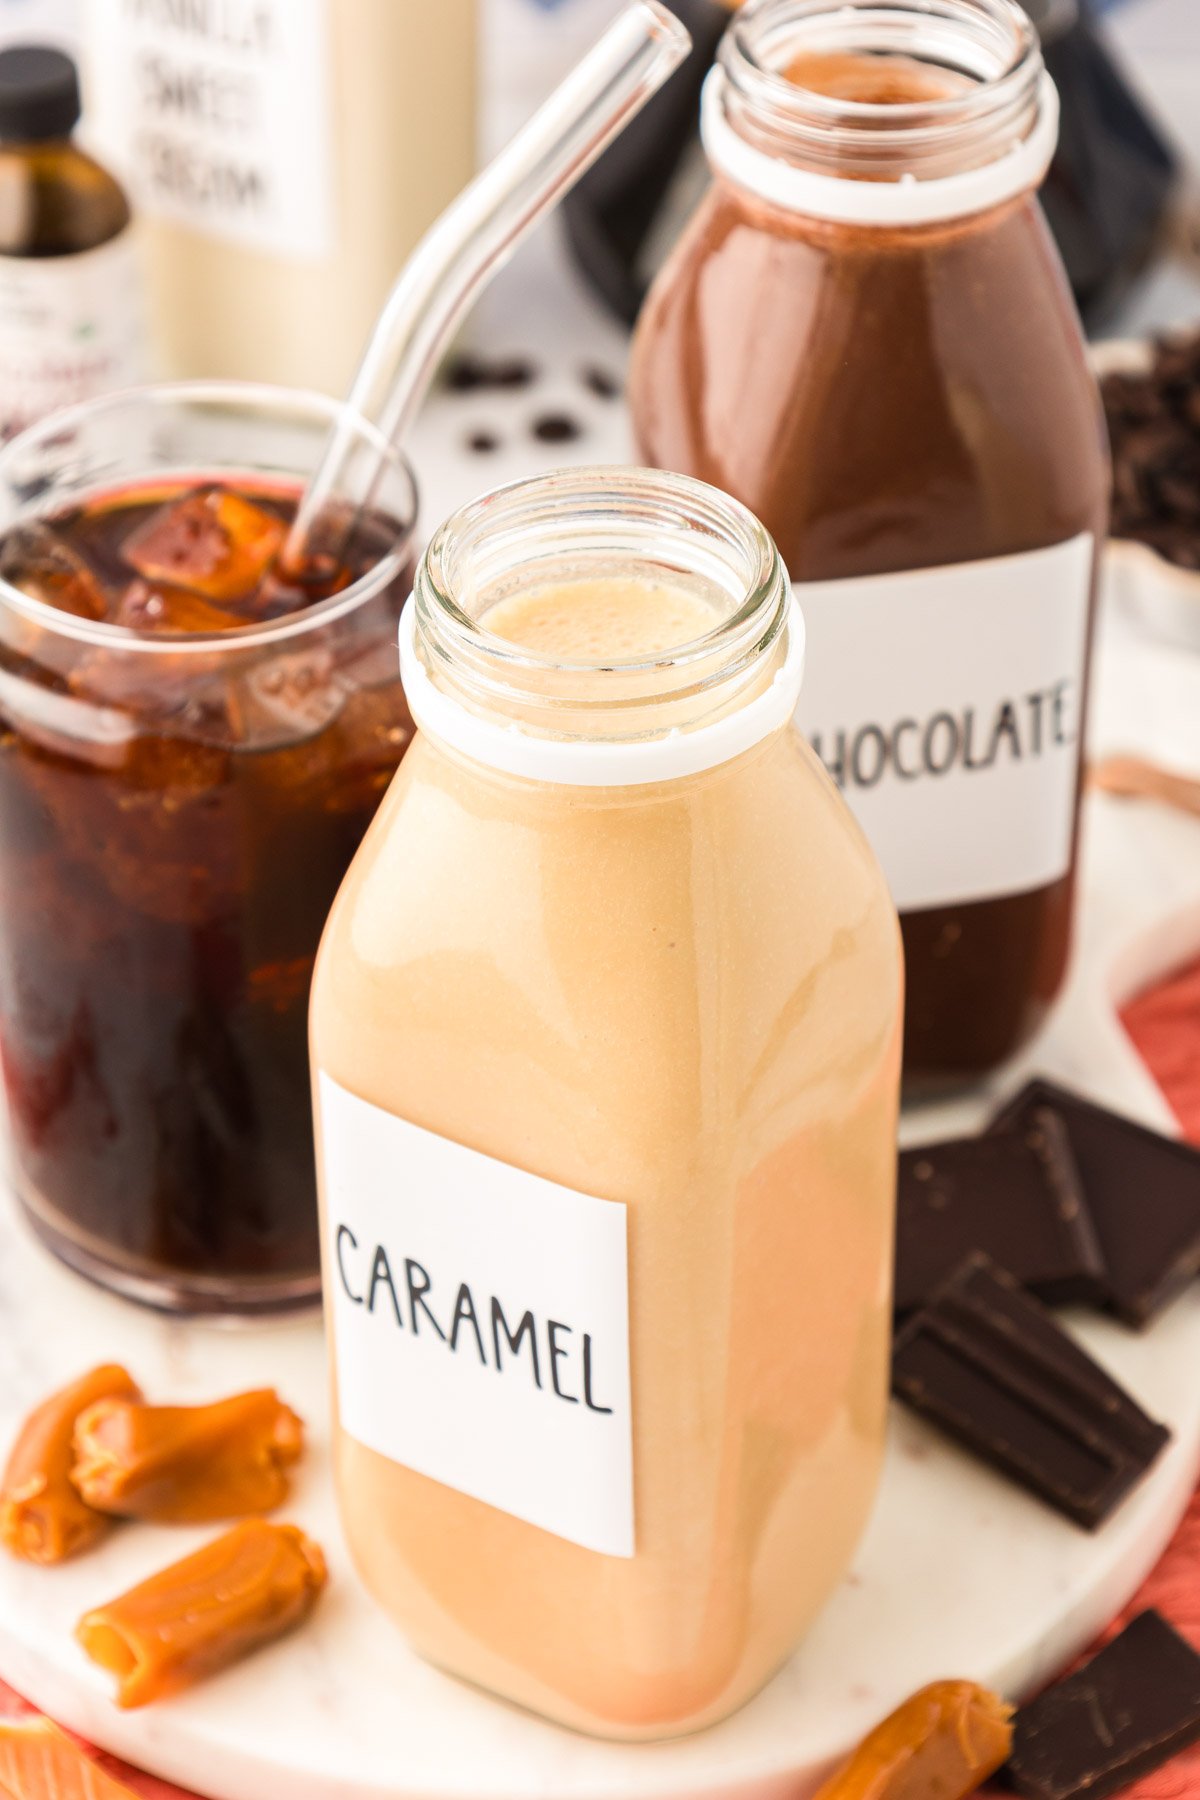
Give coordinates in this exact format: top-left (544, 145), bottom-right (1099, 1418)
top-left (316, 1072), bottom-right (635, 1557)
top-left (86, 0), bottom-right (336, 260)
top-left (796, 534), bottom-right (1094, 912)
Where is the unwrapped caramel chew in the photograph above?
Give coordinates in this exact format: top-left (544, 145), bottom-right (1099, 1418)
top-left (814, 1680), bottom-right (1015, 1800)
top-left (72, 1388), bottom-right (304, 1523)
top-left (0, 1715), bottom-right (142, 1798)
top-left (76, 1518), bottom-right (327, 1707)
top-left (1, 1365), bottom-right (141, 1564)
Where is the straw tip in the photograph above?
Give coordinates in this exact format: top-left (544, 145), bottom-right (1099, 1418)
top-left (637, 0), bottom-right (694, 61)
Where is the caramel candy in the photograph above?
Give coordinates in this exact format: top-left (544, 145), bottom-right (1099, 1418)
top-left (72, 1388), bottom-right (304, 1524)
top-left (0, 1716), bottom-right (142, 1798)
top-left (76, 1519), bottom-right (327, 1707)
top-left (814, 1680), bottom-right (1014, 1800)
top-left (1, 1364), bottom-right (141, 1564)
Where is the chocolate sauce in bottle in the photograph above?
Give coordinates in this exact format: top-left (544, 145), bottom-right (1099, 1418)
top-left (630, 0), bottom-right (1110, 1087)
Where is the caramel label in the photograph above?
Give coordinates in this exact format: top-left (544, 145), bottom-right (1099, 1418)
top-left (317, 1073), bottom-right (635, 1558)
top-left (796, 535), bottom-right (1094, 912)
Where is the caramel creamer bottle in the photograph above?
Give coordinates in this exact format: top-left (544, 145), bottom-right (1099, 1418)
top-left (0, 46), bottom-right (143, 438)
top-left (631, 0), bottom-right (1110, 1087)
top-left (311, 467), bottom-right (902, 1739)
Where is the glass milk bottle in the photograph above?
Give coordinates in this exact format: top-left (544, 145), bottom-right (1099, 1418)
top-left (630, 0), bottom-right (1109, 1087)
top-left (311, 467), bottom-right (902, 1739)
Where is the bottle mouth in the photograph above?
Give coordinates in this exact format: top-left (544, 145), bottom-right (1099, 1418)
top-left (406, 466), bottom-right (801, 782)
top-left (713, 0), bottom-right (1047, 194)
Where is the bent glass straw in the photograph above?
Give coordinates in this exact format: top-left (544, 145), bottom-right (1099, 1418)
top-left (285, 0), bottom-right (691, 569)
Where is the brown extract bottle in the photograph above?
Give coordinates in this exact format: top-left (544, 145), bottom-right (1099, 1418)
top-left (0, 45), bottom-right (143, 438)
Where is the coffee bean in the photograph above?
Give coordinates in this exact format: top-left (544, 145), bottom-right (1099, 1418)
top-left (1102, 330), bottom-right (1200, 569)
top-left (581, 365), bottom-right (621, 400)
top-left (531, 412), bottom-right (583, 444)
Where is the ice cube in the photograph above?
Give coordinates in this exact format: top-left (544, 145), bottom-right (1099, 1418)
top-left (121, 487), bottom-right (286, 604)
top-left (0, 662), bottom-right (133, 769)
top-left (0, 520), bottom-right (109, 621)
top-left (112, 578), bottom-right (249, 635)
top-left (67, 642), bottom-right (237, 749)
top-left (248, 559), bottom-right (351, 621)
top-left (226, 648), bottom-right (348, 751)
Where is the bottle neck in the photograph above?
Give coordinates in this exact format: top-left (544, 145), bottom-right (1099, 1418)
top-left (402, 467), bottom-right (802, 788)
top-left (703, 0), bottom-right (1057, 229)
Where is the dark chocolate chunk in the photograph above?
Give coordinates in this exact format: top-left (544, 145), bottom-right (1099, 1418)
top-left (1006, 1610), bottom-right (1200, 1800)
top-left (892, 1253), bottom-right (1170, 1528)
top-left (531, 411), bottom-right (583, 444)
top-left (895, 1112), bottom-right (1104, 1315)
top-left (990, 1079), bottom-right (1200, 1326)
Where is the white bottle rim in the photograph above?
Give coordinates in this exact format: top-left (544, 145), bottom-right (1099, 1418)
top-left (398, 593), bottom-right (807, 788)
top-left (701, 64), bottom-right (1060, 228)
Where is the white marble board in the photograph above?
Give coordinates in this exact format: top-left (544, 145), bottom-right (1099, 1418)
top-left (0, 608), bottom-right (1198, 1800)
top-left (1, 250), bottom-right (1200, 1800)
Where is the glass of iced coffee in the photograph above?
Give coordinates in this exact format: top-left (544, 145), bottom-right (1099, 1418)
top-left (0, 383), bottom-right (417, 1315)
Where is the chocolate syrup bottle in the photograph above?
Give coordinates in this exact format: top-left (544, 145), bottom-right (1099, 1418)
top-left (565, 0), bottom-right (1174, 329)
top-left (0, 45), bottom-right (143, 438)
top-left (630, 0), bottom-right (1110, 1087)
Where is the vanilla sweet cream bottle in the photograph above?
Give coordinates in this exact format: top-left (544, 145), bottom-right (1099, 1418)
top-left (82, 0), bottom-right (476, 391)
top-left (310, 467), bottom-right (903, 1739)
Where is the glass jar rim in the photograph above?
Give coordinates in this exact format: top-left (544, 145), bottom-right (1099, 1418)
top-left (417, 463), bottom-right (786, 679)
top-left (721, 0), bottom-right (1042, 135)
top-left (0, 379), bottom-right (420, 657)
top-left (405, 466), bottom-right (803, 784)
top-left (706, 0), bottom-right (1052, 221)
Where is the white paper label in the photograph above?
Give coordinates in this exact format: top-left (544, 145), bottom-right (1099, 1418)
top-left (0, 235), bottom-right (145, 440)
top-left (795, 535), bottom-right (1094, 913)
top-left (317, 1073), bottom-right (635, 1558)
top-left (86, 0), bottom-right (336, 261)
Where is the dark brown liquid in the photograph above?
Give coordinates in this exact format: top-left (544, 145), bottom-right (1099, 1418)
top-left (782, 51), bottom-right (972, 105)
top-left (0, 138), bottom-right (130, 259)
top-left (631, 187), bottom-right (1108, 1083)
top-left (0, 482), bottom-right (415, 1306)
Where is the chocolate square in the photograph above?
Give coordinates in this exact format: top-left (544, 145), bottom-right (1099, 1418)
top-left (1007, 1610), bottom-right (1200, 1800)
top-left (991, 1079), bottom-right (1200, 1326)
top-left (892, 1253), bottom-right (1170, 1528)
top-left (895, 1110), bottom-right (1104, 1316)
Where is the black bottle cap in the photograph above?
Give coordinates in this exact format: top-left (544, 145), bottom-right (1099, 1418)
top-left (0, 46), bottom-right (82, 143)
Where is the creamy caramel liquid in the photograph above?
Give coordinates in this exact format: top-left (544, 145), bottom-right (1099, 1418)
top-left (486, 576), bottom-right (719, 659)
top-left (312, 573), bottom-right (902, 1739)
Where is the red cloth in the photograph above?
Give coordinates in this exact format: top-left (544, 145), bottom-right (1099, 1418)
top-left (0, 1679), bottom-right (201, 1797)
top-left (1123, 957), bottom-right (1200, 1146)
top-left (1, 962), bottom-right (1199, 1798)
